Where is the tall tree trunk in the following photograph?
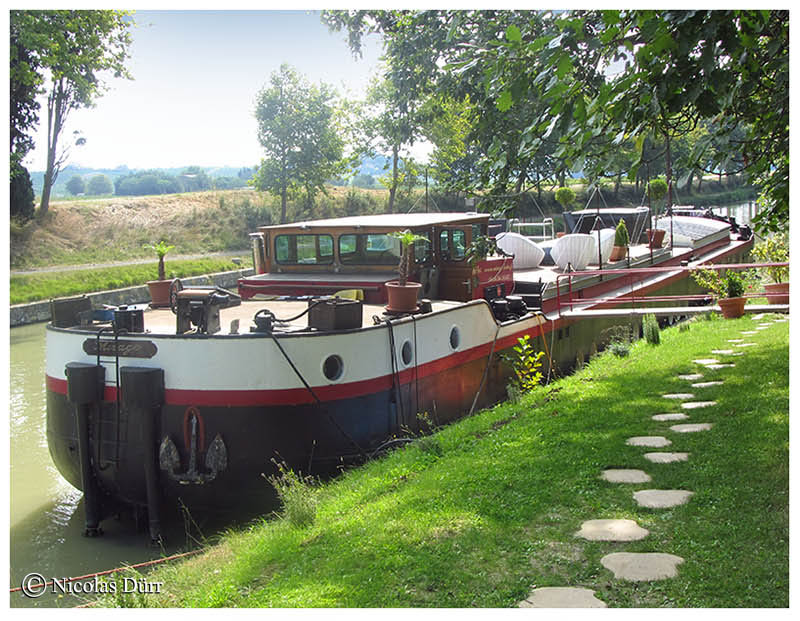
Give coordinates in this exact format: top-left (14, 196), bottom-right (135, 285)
top-left (387, 144), bottom-right (399, 214)
top-left (664, 132), bottom-right (673, 209)
top-left (40, 79), bottom-right (67, 217)
top-left (280, 187), bottom-right (288, 224)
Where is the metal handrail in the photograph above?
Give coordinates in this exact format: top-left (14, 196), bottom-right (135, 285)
top-left (554, 261), bottom-right (788, 317)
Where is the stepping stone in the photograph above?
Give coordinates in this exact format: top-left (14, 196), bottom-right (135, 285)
top-left (693, 358), bottom-right (719, 365)
top-left (678, 373), bottom-right (704, 381)
top-left (662, 393), bottom-right (694, 400)
top-left (680, 401), bottom-right (716, 409)
top-left (711, 349), bottom-right (734, 355)
top-left (602, 469), bottom-right (652, 483)
top-left (740, 330), bottom-right (757, 335)
top-left (691, 381), bottom-right (724, 388)
top-left (757, 322), bottom-right (771, 327)
top-left (705, 363), bottom-right (735, 369)
top-left (627, 436), bottom-right (672, 448)
top-left (601, 552), bottom-right (684, 581)
top-left (774, 318), bottom-right (787, 323)
top-left (670, 423), bottom-right (713, 433)
top-left (652, 412), bottom-right (689, 421)
top-left (643, 452), bottom-right (689, 463)
top-left (735, 343), bottom-right (756, 347)
top-left (755, 326), bottom-right (769, 331)
top-left (727, 338), bottom-right (744, 343)
top-left (751, 313), bottom-right (767, 320)
top-left (633, 489), bottom-right (694, 508)
top-left (519, 587), bottom-right (607, 608)
top-left (576, 519), bottom-right (649, 541)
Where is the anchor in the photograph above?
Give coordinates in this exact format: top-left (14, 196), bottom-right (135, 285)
top-left (159, 409), bottom-right (227, 484)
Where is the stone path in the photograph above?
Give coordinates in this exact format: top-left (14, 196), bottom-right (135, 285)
top-left (602, 469), bottom-right (651, 483)
top-left (518, 318), bottom-right (783, 607)
top-left (652, 413), bottom-right (689, 421)
top-left (633, 490), bottom-right (694, 508)
top-left (601, 553), bottom-right (684, 581)
top-left (519, 587), bottom-right (607, 608)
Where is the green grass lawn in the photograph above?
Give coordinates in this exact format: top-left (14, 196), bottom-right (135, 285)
top-left (104, 313), bottom-right (789, 608)
top-left (9, 257), bottom-right (247, 305)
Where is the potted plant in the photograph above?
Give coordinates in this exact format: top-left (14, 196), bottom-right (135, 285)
top-left (385, 230), bottom-right (426, 312)
top-left (751, 232), bottom-right (789, 304)
top-left (609, 219), bottom-right (629, 261)
top-left (692, 268), bottom-right (747, 318)
top-left (646, 178), bottom-right (668, 248)
top-left (144, 240), bottom-right (175, 308)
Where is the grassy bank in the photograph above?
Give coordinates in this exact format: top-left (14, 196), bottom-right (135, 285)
top-left (103, 313), bottom-right (788, 608)
top-left (9, 257), bottom-right (247, 305)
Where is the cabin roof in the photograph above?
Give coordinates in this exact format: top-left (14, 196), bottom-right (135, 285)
top-left (259, 212), bottom-right (489, 232)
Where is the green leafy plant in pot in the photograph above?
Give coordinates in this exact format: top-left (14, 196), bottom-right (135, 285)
top-left (609, 219), bottom-right (629, 261)
top-left (646, 178), bottom-right (668, 248)
top-left (385, 230), bottom-right (426, 312)
top-left (692, 268), bottom-right (747, 318)
top-left (751, 232), bottom-right (789, 304)
top-left (144, 240), bottom-right (175, 308)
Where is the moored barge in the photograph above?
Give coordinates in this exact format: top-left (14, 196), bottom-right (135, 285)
top-left (45, 210), bottom-right (753, 539)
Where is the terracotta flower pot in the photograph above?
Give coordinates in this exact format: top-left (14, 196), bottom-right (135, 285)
top-left (385, 281), bottom-right (422, 313)
top-left (609, 245), bottom-right (627, 261)
top-left (147, 279), bottom-right (174, 308)
top-left (718, 296), bottom-right (746, 319)
top-left (764, 282), bottom-right (789, 305)
top-left (647, 228), bottom-right (666, 249)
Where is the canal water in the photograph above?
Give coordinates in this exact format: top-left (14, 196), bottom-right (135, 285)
top-left (8, 322), bottom-right (267, 608)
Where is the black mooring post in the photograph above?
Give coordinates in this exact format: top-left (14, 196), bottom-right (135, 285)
top-left (120, 366), bottom-right (165, 545)
top-left (65, 362), bottom-right (105, 537)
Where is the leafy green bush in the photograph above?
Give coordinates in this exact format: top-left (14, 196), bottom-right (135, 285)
top-left (643, 313), bottom-right (661, 345)
top-left (614, 218), bottom-right (629, 247)
top-left (502, 334), bottom-right (545, 393)
top-left (751, 232), bottom-right (789, 283)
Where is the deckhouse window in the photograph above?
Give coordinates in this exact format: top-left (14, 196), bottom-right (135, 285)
top-left (339, 233), bottom-right (432, 266)
top-left (439, 229), bottom-right (467, 261)
top-left (274, 234), bottom-right (334, 265)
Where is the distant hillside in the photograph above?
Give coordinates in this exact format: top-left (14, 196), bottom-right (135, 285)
top-left (28, 164), bottom-right (258, 198)
top-left (29, 158), bottom-right (392, 198)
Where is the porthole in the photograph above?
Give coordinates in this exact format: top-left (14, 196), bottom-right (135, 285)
top-left (401, 340), bottom-right (414, 366)
top-left (449, 325), bottom-right (461, 350)
top-left (322, 354), bottom-right (344, 382)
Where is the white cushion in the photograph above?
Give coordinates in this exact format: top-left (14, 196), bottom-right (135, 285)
top-left (551, 233), bottom-right (596, 271)
top-left (495, 232), bottom-right (545, 270)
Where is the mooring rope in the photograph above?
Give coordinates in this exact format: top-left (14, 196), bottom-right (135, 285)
top-left (10, 549), bottom-right (203, 594)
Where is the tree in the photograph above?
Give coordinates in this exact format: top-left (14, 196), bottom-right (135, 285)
top-left (253, 64), bottom-right (347, 223)
top-left (10, 12), bottom-right (41, 220)
top-left (86, 174), bottom-right (113, 195)
top-left (326, 10), bottom-right (788, 232)
top-left (12, 10), bottom-right (133, 216)
top-left (65, 174), bottom-right (85, 195)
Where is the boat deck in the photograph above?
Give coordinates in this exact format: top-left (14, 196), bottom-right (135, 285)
top-left (141, 298), bottom-right (465, 336)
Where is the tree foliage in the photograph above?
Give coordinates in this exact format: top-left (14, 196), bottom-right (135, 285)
top-left (324, 10), bottom-right (788, 232)
top-left (253, 64), bottom-right (347, 223)
top-left (11, 10), bottom-right (133, 216)
top-left (65, 174), bottom-right (85, 195)
top-left (86, 174), bottom-right (113, 195)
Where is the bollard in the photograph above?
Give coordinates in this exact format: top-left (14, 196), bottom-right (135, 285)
top-left (65, 362), bottom-right (105, 537)
top-left (120, 366), bottom-right (165, 545)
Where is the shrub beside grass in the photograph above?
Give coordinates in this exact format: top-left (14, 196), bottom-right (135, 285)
top-left (100, 315), bottom-right (788, 608)
top-left (10, 257), bottom-right (247, 305)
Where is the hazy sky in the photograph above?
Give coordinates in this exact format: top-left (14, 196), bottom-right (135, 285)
top-left (24, 9), bottom-right (384, 172)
